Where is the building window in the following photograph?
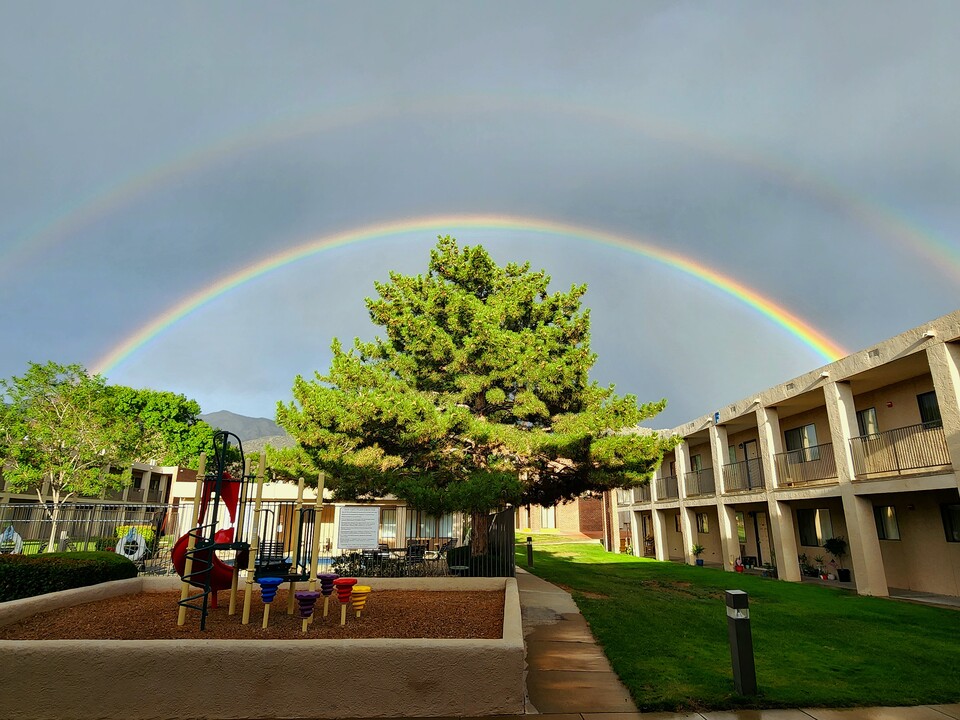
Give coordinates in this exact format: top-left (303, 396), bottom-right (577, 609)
top-left (797, 508), bottom-right (833, 547)
top-left (675, 514), bottom-right (682, 533)
top-left (690, 454), bottom-right (702, 472)
top-left (540, 505), bottom-right (556, 529)
top-left (696, 513), bottom-right (709, 533)
top-left (380, 508), bottom-right (397, 542)
top-left (857, 407), bottom-right (879, 436)
top-left (728, 445), bottom-right (737, 464)
top-left (405, 510), bottom-right (454, 540)
top-left (785, 423), bottom-right (820, 461)
top-left (942, 504), bottom-right (960, 543)
top-left (918, 391), bottom-right (942, 428)
top-left (873, 505), bottom-right (900, 540)
top-left (736, 511), bottom-right (747, 543)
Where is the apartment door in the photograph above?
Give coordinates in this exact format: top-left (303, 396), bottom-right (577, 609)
top-left (749, 510), bottom-right (774, 568)
top-left (641, 513), bottom-right (655, 556)
top-left (743, 440), bottom-right (760, 488)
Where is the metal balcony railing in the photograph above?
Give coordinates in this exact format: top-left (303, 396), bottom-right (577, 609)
top-left (850, 423), bottom-right (951, 478)
top-left (633, 484), bottom-right (652, 503)
top-left (722, 458), bottom-right (764, 492)
top-left (684, 467), bottom-right (716, 497)
top-left (774, 443), bottom-right (837, 486)
top-left (655, 475), bottom-right (679, 500)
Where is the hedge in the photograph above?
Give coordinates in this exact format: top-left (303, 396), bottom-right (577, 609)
top-left (0, 551), bottom-right (138, 602)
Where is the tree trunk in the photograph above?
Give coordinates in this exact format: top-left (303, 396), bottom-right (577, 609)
top-left (46, 503), bottom-right (61, 553)
top-left (470, 510), bottom-right (491, 555)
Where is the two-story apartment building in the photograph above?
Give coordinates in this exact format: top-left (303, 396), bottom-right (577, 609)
top-left (615, 310), bottom-right (960, 598)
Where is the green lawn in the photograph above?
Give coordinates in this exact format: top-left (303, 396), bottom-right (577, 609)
top-left (516, 539), bottom-right (960, 712)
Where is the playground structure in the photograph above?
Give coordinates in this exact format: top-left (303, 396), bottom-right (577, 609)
top-left (173, 431), bottom-right (371, 631)
top-left (1, 574), bottom-right (524, 720)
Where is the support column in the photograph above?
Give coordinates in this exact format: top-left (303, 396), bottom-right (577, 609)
top-left (629, 510), bottom-right (641, 557)
top-left (824, 380), bottom-right (889, 596)
top-left (651, 508), bottom-right (669, 562)
top-left (718, 502), bottom-right (740, 571)
top-left (769, 499), bottom-right (800, 581)
top-left (609, 491), bottom-right (621, 554)
top-left (681, 506), bottom-right (697, 564)
top-left (675, 441), bottom-right (691, 500)
top-left (756, 406), bottom-right (800, 581)
top-left (927, 341), bottom-right (960, 489)
top-left (709, 424), bottom-right (731, 495)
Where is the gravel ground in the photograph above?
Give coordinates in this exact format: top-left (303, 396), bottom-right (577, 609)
top-left (0, 589), bottom-right (504, 640)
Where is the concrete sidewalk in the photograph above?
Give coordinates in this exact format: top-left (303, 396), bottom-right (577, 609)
top-left (514, 567), bottom-right (960, 720)
top-left (517, 567), bottom-right (637, 714)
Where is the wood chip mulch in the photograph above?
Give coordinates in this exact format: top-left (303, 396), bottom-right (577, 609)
top-left (0, 589), bottom-right (504, 640)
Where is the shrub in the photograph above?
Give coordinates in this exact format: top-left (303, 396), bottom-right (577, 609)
top-left (0, 551), bottom-right (138, 602)
top-left (93, 536), bottom-right (117, 551)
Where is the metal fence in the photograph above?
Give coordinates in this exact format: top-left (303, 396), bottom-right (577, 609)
top-left (0, 500), bottom-right (515, 578)
top-left (684, 467), bottom-right (716, 497)
top-left (850, 423), bottom-right (951, 478)
top-left (722, 458), bottom-right (764, 492)
top-left (774, 443), bottom-right (837, 486)
top-left (655, 475), bottom-right (679, 499)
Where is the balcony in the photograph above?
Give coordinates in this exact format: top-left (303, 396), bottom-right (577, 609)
top-left (616, 489), bottom-right (632, 505)
top-left (850, 423), bottom-right (951, 478)
top-left (684, 467), bottom-right (716, 497)
top-left (723, 459), bottom-right (764, 492)
top-left (633, 484), bottom-right (652, 503)
top-left (774, 443), bottom-right (837, 486)
top-left (655, 475), bottom-right (679, 500)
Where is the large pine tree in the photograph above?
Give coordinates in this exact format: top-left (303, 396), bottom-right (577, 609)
top-left (278, 236), bottom-right (675, 550)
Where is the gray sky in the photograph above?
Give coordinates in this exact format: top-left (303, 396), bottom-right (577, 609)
top-left (1, 1), bottom-right (957, 428)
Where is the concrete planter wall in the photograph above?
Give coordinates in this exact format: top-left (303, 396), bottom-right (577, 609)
top-left (1, 576), bottom-right (524, 720)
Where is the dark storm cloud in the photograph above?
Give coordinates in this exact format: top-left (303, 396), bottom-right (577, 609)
top-left (0, 1), bottom-right (957, 427)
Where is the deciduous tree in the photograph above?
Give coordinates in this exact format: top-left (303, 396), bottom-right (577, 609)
top-left (0, 363), bottom-right (141, 550)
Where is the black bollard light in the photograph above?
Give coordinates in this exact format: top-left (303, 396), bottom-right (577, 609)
top-left (526, 536), bottom-right (534, 568)
top-left (725, 590), bottom-right (757, 695)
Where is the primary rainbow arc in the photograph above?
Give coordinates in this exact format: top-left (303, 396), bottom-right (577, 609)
top-left (92, 214), bottom-right (848, 376)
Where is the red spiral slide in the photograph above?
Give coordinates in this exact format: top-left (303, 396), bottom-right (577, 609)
top-left (172, 472), bottom-right (247, 609)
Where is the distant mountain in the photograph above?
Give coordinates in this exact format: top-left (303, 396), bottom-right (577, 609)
top-left (243, 434), bottom-right (297, 453)
top-left (200, 410), bottom-right (290, 443)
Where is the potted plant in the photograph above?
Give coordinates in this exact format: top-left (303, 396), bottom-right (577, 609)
top-left (814, 554), bottom-right (827, 579)
top-left (691, 543), bottom-right (705, 566)
top-left (823, 536), bottom-right (851, 582)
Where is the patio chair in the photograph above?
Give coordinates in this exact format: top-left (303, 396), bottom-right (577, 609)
top-left (425, 537), bottom-right (456, 561)
top-left (404, 543), bottom-right (428, 572)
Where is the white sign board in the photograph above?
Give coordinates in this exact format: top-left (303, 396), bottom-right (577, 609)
top-left (337, 506), bottom-right (381, 550)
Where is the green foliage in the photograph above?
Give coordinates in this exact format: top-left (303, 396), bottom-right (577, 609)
top-left (691, 543), bottom-right (705, 557)
top-left (278, 236), bottom-right (676, 513)
top-left (517, 540), bottom-right (960, 711)
top-left (108, 386), bottom-right (215, 469)
top-left (0, 362), bottom-right (140, 501)
top-left (255, 444), bottom-right (316, 484)
top-left (0, 551), bottom-right (138, 602)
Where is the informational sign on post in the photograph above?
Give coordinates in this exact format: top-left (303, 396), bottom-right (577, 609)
top-left (337, 506), bottom-right (380, 549)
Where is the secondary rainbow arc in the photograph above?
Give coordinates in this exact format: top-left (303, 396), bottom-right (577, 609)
top-left (91, 214), bottom-right (849, 376)
top-left (6, 95), bottom-right (960, 287)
